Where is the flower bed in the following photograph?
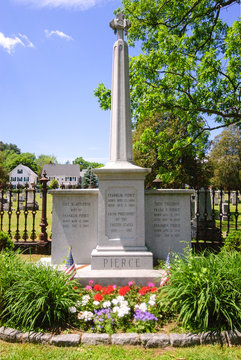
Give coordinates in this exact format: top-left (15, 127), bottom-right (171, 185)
top-left (71, 281), bottom-right (169, 334)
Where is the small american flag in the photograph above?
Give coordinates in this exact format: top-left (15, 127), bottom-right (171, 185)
top-left (64, 247), bottom-right (77, 281)
top-left (160, 250), bottom-right (171, 287)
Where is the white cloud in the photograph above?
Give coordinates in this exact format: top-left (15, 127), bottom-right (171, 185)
top-left (0, 32), bottom-right (34, 54)
top-left (14, 0), bottom-right (107, 10)
top-left (44, 29), bottom-right (73, 41)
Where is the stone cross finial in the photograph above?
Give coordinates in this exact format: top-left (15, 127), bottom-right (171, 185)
top-left (110, 12), bottom-right (131, 40)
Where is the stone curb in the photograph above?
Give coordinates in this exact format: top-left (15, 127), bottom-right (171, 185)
top-left (0, 326), bottom-right (241, 347)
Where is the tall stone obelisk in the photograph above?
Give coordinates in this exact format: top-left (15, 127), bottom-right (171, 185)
top-left (91, 12), bottom-right (153, 270)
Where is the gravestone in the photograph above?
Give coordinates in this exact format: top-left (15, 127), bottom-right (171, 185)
top-left (51, 189), bottom-right (98, 264)
top-left (191, 189), bottom-right (220, 241)
top-left (26, 188), bottom-right (39, 210)
top-left (222, 203), bottom-right (229, 221)
top-left (231, 191), bottom-right (239, 206)
top-left (145, 190), bottom-right (193, 260)
top-left (214, 195), bottom-right (219, 206)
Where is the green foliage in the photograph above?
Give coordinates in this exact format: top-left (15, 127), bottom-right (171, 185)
top-left (133, 114), bottom-right (211, 188)
top-left (4, 151), bottom-right (39, 174)
top-left (0, 251), bottom-right (25, 316)
top-left (94, 83), bottom-right (111, 110)
top-left (82, 166), bottom-right (98, 188)
top-left (209, 125), bottom-right (241, 189)
top-left (0, 231), bottom-right (14, 252)
top-left (0, 152), bottom-right (9, 186)
top-left (49, 178), bottom-right (59, 189)
top-left (161, 250), bottom-right (241, 332)
top-left (95, 0), bottom-right (241, 162)
top-left (223, 230), bottom-right (241, 252)
top-left (36, 155), bottom-right (58, 175)
top-left (0, 252), bottom-right (79, 331)
top-left (0, 141), bottom-right (20, 154)
top-left (74, 156), bottom-right (103, 171)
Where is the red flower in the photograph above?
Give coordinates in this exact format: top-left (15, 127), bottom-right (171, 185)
top-left (138, 286), bottom-right (151, 295)
top-left (118, 286), bottom-right (131, 296)
top-left (73, 286), bottom-right (78, 290)
top-left (94, 293), bottom-right (103, 301)
top-left (102, 287), bottom-right (108, 295)
top-left (151, 287), bottom-right (157, 293)
top-left (107, 285), bottom-right (114, 294)
top-left (94, 284), bottom-right (102, 292)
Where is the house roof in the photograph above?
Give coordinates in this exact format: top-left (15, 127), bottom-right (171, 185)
top-left (42, 164), bottom-right (80, 177)
top-left (9, 164), bottom-right (38, 177)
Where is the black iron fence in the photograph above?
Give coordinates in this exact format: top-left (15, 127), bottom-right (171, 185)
top-left (0, 180), bottom-right (240, 252)
top-left (191, 188), bottom-right (241, 250)
top-left (0, 172), bottom-right (49, 253)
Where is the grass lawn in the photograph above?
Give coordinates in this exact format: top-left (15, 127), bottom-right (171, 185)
top-left (20, 254), bottom-right (51, 263)
top-left (1, 193), bottom-right (53, 241)
top-left (1, 341), bottom-right (241, 360)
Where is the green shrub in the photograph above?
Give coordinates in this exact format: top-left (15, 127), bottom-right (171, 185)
top-left (0, 231), bottom-right (14, 251)
top-left (49, 178), bottom-right (59, 189)
top-left (222, 230), bottom-right (241, 252)
top-left (0, 252), bottom-right (79, 331)
top-left (0, 251), bottom-right (25, 316)
top-left (160, 250), bottom-right (241, 332)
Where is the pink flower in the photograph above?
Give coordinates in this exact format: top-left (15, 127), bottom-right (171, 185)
top-left (85, 285), bottom-right (92, 290)
top-left (128, 281), bottom-right (134, 286)
top-left (89, 280), bottom-right (94, 285)
top-left (113, 285), bottom-right (117, 289)
top-left (148, 282), bottom-right (155, 288)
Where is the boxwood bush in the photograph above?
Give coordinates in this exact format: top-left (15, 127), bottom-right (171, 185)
top-left (0, 231), bottom-right (14, 252)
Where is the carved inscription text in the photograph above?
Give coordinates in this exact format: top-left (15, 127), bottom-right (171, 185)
top-left (106, 187), bottom-right (136, 238)
top-left (62, 201), bottom-right (91, 230)
top-left (152, 200), bottom-right (181, 239)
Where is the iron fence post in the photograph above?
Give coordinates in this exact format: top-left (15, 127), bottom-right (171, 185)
top-left (38, 171), bottom-right (49, 243)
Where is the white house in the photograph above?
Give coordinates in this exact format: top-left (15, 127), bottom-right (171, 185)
top-left (42, 164), bottom-right (81, 187)
top-left (9, 164), bottom-right (38, 189)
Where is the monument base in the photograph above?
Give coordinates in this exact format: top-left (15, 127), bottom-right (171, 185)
top-left (91, 249), bottom-right (153, 270)
top-left (39, 258), bottom-right (162, 286)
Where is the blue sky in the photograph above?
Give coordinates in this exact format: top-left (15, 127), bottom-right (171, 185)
top-left (0, 1), bottom-right (240, 164)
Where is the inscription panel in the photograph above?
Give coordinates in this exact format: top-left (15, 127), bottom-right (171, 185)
top-left (61, 200), bottom-right (91, 230)
top-left (152, 200), bottom-right (181, 239)
top-left (106, 187), bottom-right (136, 239)
top-left (51, 191), bottom-right (98, 265)
top-left (145, 192), bottom-right (192, 260)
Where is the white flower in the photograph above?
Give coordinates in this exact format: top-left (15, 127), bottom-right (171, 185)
top-left (78, 311), bottom-right (93, 321)
top-left (119, 300), bottom-right (129, 307)
top-left (136, 303), bottom-right (147, 312)
top-left (81, 295), bottom-right (90, 306)
top-left (103, 301), bottom-right (111, 308)
top-left (112, 305), bottom-right (130, 317)
top-left (76, 300), bottom-right (81, 307)
top-left (117, 295), bottom-right (124, 302)
top-left (69, 306), bottom-right (77, 313)
top-left (112, 298), bottom-right (119, 305)
top-left (93, 301), bottom-right (100, 306)
top-left (148, 294), bottom-right (156, 306)
top-left (112, 306), bottom-right (119, 313)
